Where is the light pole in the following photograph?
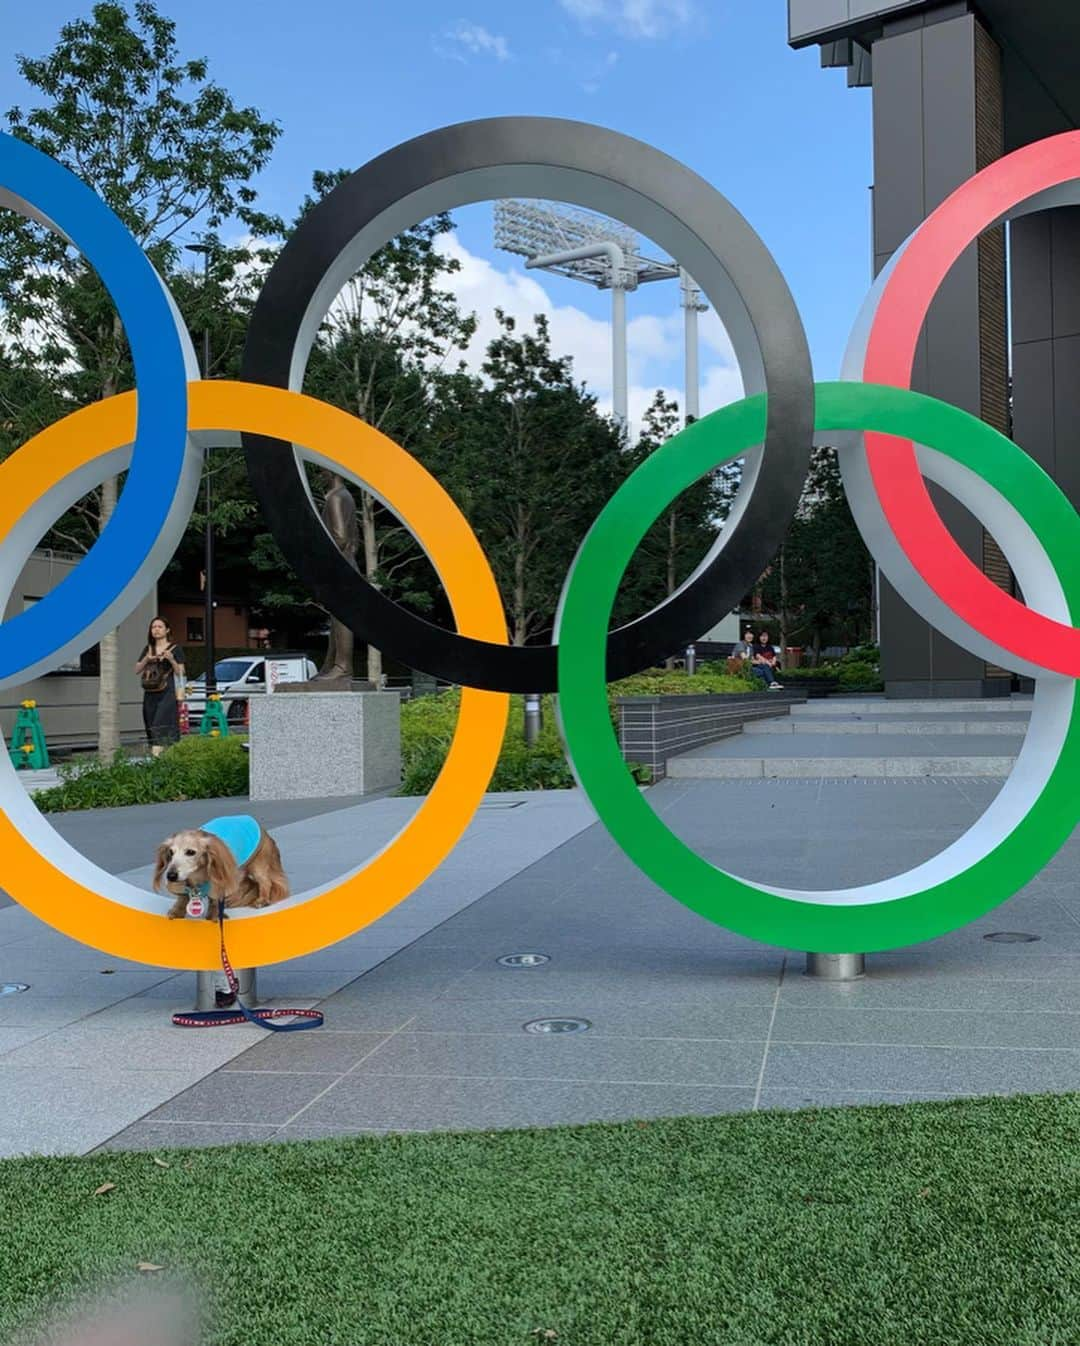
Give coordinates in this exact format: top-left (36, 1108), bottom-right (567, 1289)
top-left (680, 269), bottom-right (706, 424)
top-left (525, 239), bottom-right (631, 430)
top-left (494, 200), bottom-right (708, 433)
top-left (185, 241), bottom-right (216, 694)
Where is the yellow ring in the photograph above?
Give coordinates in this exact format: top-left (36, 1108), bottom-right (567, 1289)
top-left (0, 381), bottom-right (509, 968)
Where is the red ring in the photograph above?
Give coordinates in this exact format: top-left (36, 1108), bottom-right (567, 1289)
top-left (863, 129), bottom-right (1080, 677)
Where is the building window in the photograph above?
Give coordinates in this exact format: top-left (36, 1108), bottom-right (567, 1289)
top-left (187, 616), bottom-right (205, 643)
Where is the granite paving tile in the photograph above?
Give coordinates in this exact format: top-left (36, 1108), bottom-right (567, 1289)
top-left (0, 1021), bottom-right (265, 1072)
top-left (93, 1121), bottom-right (280, 1152)
top-left (758, 1088), bottom-right (965, 1112)
top-left (0, 1026), bottom-right (52, 1056)
top-left (269, 1122), bottom-right (412, 1143)
top-left (777, 974), bottom-right (1080, 1013)
top-left (220, 1031), bottom-right (390, 1074)
top-left (0, 1066), bottom-right (210, 1157)
top-left (404, 1002), bottom-right (774, 1039)
top-left (770, 1006), bottom-right (1080, 1051)
top-left (309, 997), bottom-right (432, 1032)
top-left (349, 1031), bottom-right (765, 1088)
top-left (144, 1071), bottom-right (342, 1125)
top-left (291, 1074), bottom-right (757, 1132)
top-left (763, 1042), bottom-right (1080, 1096)
top-left (0, 993), bottom-right (147, 1028)
top-left (0, 968), bottom-right (175, 998)
top-left (438, 962), bottom-right (784, 1006)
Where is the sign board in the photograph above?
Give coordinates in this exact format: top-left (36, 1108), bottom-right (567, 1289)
top-left (266, 657), bottom-right (304, 692)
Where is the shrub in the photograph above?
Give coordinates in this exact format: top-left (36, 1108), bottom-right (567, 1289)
top-left (399, 690), bottom-right (577, 796)
top-left (778, 666), bottom-right (839, 682)
top-left (608, 667), bottom-right (757, 698)
top-left (836, 660), bottom-right (884, 692)
top-left (34, 737), bottom-right (249, 813)
top-left (408, 695), bottom-right (654, 794)
top-left (840, 643), bottom-right (880, 667)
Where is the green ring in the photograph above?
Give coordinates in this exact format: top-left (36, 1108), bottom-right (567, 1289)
top-left (555, 381), bottom-right (1080, 951)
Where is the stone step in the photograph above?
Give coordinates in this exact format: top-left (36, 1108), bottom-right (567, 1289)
top-left (15, 768), bottom-right (61, 794)
top-left (792, 697), bottom-right (1031, 716)
top-left (668, 753), bottom-right (1017, 779)
top-left (667, 730), bottom-right (1020, 779)
top-left (745, 717), bottom-right (1028, 736)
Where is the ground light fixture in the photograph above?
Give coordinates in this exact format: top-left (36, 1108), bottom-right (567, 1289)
top-left (523, 1018), bottom-right (591, 1034)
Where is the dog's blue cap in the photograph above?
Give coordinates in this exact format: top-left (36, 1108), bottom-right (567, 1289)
top-left (201, 815), bottom-right (261, 867)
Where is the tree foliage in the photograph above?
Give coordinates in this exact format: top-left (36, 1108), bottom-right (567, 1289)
top-left (757, 446), bottom-right (875, 660)
top-left (614, 389), bottom-right (735, 640)
top-left (0, 1), bottom-right (280, 751)
top-left (426, 311), bottom-right (627, 647)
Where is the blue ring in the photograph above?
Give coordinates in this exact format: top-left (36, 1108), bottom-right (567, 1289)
top-left (0, 133), bottom-right (188, 682)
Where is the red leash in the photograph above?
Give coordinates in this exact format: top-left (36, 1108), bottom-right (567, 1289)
top-left (171, 901), bottom-right (324, 1031)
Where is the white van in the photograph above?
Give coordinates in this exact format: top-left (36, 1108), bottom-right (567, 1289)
top-left (186, 652), bottom-right (318, 726)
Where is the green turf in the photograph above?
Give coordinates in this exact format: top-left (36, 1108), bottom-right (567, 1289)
top-left (4, 1093), bottom-right (1080, 1345)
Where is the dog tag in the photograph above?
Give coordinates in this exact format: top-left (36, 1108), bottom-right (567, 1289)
top-left (185, 895), bottom-right (205, 919)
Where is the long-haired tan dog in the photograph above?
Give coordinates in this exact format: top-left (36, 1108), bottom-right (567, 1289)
top-left (153, 815), bottom-right (288, 921)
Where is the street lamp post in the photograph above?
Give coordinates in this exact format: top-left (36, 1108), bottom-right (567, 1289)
top-left (186, 242), bottom-right (216, 694)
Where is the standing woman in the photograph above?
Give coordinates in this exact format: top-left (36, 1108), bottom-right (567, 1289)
top-left (135, 617), bottom-right (187, 756)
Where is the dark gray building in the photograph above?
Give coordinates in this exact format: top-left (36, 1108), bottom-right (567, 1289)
top-left (789, 1), bottom-right (1080, 697)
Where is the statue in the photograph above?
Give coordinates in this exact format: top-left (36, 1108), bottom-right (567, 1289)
top-left (315, 468), bottom-right (360, 682)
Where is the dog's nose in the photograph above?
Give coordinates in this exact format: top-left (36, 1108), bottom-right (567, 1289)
top-left (166, 869), bottom-right (179, 883)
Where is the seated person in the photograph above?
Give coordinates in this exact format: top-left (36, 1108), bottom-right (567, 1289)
top-left (732, 627), bottom-right (756, 660)
top-left (750, 630), bottom-right (784, 688)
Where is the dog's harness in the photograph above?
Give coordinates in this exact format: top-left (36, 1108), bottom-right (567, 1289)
top-left (170, 815), bottom-right (324, 1032)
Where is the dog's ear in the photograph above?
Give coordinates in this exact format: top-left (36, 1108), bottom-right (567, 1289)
top-left (152, 840), bottom-right (173, 893)
top-left (203, 834), bottom-right (240, 904)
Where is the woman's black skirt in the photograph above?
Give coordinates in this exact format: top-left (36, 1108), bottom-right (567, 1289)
top-left (143, 688), bottom-right (179, 747)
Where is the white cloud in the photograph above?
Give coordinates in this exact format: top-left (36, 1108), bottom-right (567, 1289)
top-left (440, 21), bottom-right (512, 61)
top-left (558, 0), bottom-right (698, 39)
top-left (433, 233), bottom-right (742, 438)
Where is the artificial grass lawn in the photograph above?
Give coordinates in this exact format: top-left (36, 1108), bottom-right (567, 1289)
top-left (3, 1093), bottom-right (1080, 1345)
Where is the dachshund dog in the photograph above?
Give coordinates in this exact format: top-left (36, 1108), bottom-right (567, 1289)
top-left (153, 815), bottom-right (288, 921)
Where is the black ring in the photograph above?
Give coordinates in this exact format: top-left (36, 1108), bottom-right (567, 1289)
top-left (241, 117), bottom-right (813, 692)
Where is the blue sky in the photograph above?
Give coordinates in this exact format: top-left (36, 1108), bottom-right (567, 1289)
top-left (1, 1), bottom-right (873, 429)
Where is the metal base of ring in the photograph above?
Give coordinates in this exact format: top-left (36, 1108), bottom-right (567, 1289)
top-left (804, 952), bottom-right (865, 981)
top-left (195, 967), bottom-right (258, 1009)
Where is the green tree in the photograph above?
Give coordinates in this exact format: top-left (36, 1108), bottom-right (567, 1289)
top-left (161, 237), bottom-right (279, 631)
top-left (0, 1), bottom-right (279, 753)
top-left (758, 446), bottom-right (875, 661)
top-left (614, 390), bottom-right (734, 660)
top-left (295, 189), bottom-right (476, 681)
top-left (428, 311), bottom-right (626, 647)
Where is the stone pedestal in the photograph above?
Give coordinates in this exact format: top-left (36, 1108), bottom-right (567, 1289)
top-left (249, 691), bottom-right (400, 802)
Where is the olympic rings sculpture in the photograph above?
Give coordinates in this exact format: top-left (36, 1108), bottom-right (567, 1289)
top-left (2, 116), bottom-right (1079, 969)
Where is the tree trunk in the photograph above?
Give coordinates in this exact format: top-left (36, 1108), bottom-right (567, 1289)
top-left (778, 545), bottom-right (789, 669)
top-left (512, 503), bottom-right (528, 646)
top-left (96, 322), bottom-right (123, 759)
top-left (360, 489), bottom-right (382, 683)
top-left (512, 546), bottom-right (527, 647)
top-left (96, 474), bottom-right (121, 759)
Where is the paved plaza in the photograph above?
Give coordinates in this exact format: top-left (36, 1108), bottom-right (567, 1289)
top-left (2, 695), bottom-right (1079, 1157)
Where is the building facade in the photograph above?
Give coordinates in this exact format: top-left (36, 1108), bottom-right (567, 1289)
top-left (789, 0), bottom-right (1080, 696)
top-left (1, 550), bottom-right (156, 749)
top-left (158, 596), bottom-right (255, 663)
